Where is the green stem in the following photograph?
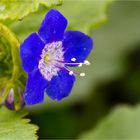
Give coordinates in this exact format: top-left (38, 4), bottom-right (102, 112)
top-left (0, 22), bottom-right (23, 104)
top-left (0, 84), bottom-right (11, 104)
top-left (0, 22), bottom-right (21, 82)
top-left (14, 85), bottom-right (21, 111)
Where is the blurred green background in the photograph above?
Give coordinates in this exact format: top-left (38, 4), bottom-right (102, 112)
top-left (1, 0), bottom-right (140, 139)
top-left (24, 1), bottom-right (140, 139)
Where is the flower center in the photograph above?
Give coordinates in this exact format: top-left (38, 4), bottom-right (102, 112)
top-left (44, 54), bottom-right (50, 63)
top-left (38, 41), bottom-right (64, 81)
top-left (38, 41), bottom-right (91, 81)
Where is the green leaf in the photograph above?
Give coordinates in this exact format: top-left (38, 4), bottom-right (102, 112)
top-left (58, 0), bottom-right (115, 33)
top-left (0, 107), bottom-right (38, 140)
top-left (0, 0), bottom-right (62, 20)
top-left (79, 105), bottom-right (140, 139)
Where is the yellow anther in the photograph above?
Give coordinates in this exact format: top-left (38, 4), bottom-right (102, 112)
top-left (44, 54), bottom-right (50, 63)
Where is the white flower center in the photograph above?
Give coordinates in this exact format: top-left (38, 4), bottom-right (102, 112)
top-left (38, 41), bottom-right (64, 81)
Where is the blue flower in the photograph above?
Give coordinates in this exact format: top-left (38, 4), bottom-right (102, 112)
top-left (20, 9), bottom-right (93, 105)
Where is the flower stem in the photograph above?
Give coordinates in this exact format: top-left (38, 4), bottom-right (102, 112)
top-left (0, 22), bottom-right (23, 105)
top-left (0, 22), bottom-right (21, 81)
top-left (0, 84), bottom-right (11, 104)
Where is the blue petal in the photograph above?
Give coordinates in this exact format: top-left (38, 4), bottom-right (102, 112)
top-left (20, 32), bottom-right (45, 73)
top-left (46, 69), bottom-right (75, 100)
top-left (24, 69), bottom-right (49, 105)
top-left (38, 9), bottom-right (67, 43)
top-left (63, 31), bottom-right (93, 65)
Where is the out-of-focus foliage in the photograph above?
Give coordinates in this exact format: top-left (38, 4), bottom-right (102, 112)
top-left (58, 0), bottom-right (114, 33)
top-left (0, 0), bottom-right (62, 20)
top-left (0, 107), bottom-right (38, 140)
top-left (79, 105), bottom-right (140, 139)
top-left (5, 0), bottom-right (114, 41)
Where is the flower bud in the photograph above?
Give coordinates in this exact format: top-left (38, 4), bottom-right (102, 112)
top-left (5, 88), bottom-right (25, 111)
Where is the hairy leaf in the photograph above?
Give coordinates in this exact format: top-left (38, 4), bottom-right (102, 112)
top-left (0, 0), bottom-right (62, 20)
top-left (0, 107), bottom-right (38, 140)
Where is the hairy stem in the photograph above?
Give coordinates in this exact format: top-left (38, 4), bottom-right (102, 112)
top-left (0, 22), bottom-right (21, 81)
top-left (0, 22), bottom-right (23, 104)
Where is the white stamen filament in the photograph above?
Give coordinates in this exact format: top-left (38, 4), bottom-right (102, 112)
top-left (55, 59), bottom-right (90, 77)
top-left (56, 59), bottom-right (90, 67)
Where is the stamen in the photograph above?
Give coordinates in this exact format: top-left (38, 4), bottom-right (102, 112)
top-left (55, 59), bottom-right (90, 67)
top-left (69, 71), bottom-right (74, 75)
top-left (71, 57), bottom-right (76, 62)
top-left (84, 60), bottom-right (90, 65)
top-left (60, 66), bottom-right (86, 77)
top-left (80, 73), bottom-right (85, 77)
top-left (78, 63), bottom-right (83, 67)
top-left (61, 62), bottom-right (82, 65)
top-left (49, 58), bottom-right (90, 78)
top-left (61, 66), bottom-right (76, 76)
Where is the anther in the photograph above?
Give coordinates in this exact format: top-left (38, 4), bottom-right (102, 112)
top-left (80, 73), bottom-right (85, 77)
top-left (78, 63), bottom-right (83, 67)
top-left (84, 60), bottom-right (90, 65)
top-left (69, 71), bottom-right (74, 75)
top-left (71, 57), bottom-right (76, 62)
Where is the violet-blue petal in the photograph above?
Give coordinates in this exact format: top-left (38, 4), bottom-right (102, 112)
top-left (63, 31), bottom-right (93, 65)
top-left (24, 69), bottom-right (49, 105)
top-left (20, 32), bottom-right (45, 73)
top-left (46, 69), bottom-right (75, 100)
top-left (38, 9), bottom-right (67, 43)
